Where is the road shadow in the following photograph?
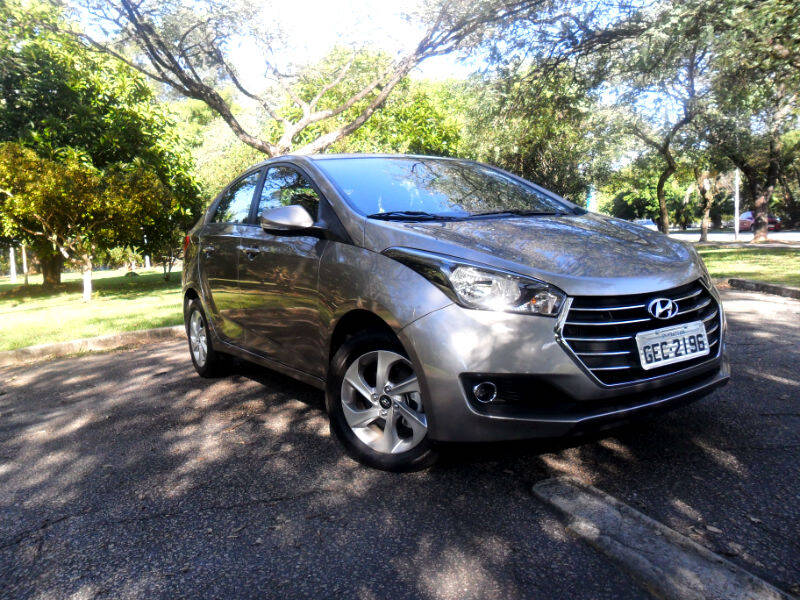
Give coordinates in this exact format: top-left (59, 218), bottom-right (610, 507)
top-left (0, 291), bottom-right (797, 598)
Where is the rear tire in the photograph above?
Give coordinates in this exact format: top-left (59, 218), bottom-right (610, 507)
top-left (326, 331), bottom-right (437, 472)
top-left (185, 298), bottom-right (228, 378)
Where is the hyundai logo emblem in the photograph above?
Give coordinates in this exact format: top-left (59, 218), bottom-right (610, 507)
top-left (647, 297), bottom-right (679, 320)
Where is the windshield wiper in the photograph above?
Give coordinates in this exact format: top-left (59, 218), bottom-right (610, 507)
top-left (468, 209), bottom-right (566, 218)
top-left (366, 211), bottom-right (459, 221)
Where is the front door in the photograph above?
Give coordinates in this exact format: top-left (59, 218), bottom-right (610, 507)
top-left (198, 169), bottom-right (262, 345)
top-left (238, 165), bottom-right (328, 376)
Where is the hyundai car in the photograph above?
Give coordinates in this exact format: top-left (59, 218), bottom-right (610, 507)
top-left (182, 154), bottom-right (729, 471)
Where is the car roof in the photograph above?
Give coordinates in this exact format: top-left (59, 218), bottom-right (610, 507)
top-left (308, 153), bottom-right (466, 162)
top-left (241, 153), bottom-right (471, 173)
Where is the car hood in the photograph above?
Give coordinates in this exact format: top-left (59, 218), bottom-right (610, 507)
top-left (364, 213), bottom-right (704, 296)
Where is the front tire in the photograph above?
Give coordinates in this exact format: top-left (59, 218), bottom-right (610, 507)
top-left (326, 332), bottom-right (437, 471)
top-left (185, 298), bottom-right (228, 378)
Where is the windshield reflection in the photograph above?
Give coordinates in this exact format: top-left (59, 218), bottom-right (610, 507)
top-left (318, 157), bottom-right (572, 218)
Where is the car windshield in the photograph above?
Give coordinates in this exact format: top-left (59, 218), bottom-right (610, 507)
top-left (317, 157), bottom-right (573, 218)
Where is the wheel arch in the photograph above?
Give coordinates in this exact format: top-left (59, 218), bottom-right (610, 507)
top-left (183, 287), bottom-right (200, 318)
top-left (328, 309), bottom-right (398, 362)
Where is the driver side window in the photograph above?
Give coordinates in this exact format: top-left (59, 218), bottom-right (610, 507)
top-left (258, 166), bottom-right (321, 220)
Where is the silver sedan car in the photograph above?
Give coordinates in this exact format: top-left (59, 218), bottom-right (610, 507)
top-left (182, 154), bottom-right (729, 470)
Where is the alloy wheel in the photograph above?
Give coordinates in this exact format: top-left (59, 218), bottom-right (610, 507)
top-left (340, 350), bottom-right (427, 454)
top-left (189, 309), bottom-right (208, 367)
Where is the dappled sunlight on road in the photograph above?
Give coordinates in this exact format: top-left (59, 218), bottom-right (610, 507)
top-left (0, 289), bottom-right (798, 598)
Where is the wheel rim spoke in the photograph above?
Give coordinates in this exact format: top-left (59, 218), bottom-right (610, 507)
top-left (386, 375), bottom-right (419, 396)
top-left (376, 410), bottom-right (401, 453)
top-left (394, 401), bottom-right (427, 441)
top-left (343, 365), bottom-right (375, 404)
top-left (374, 350), bottom-right (397, 393)
top-left (342, 403), bottom-right (381, 429)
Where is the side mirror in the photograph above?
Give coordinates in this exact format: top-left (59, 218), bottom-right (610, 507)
top-left (259, 205), bottom-right (314, 231)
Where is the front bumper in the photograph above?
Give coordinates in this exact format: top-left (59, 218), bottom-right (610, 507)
top-left (399, 303), bottom-right (729, 442)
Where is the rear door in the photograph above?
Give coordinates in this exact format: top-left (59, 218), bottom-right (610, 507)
top-left (238, 164), bottom-right (329, 375)
top-left (198, 169), bottom-right (262, 345)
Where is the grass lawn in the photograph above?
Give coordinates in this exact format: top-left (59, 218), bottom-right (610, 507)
top-left (0, 246), bottom-right (797, 352)
top-left (696, 246), bottom-right (800, 287)
top-left (0, 267), bottom-right (183, 352)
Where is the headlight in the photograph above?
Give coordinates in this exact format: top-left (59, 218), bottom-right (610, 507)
top-left (384, 248), bottom-right (565, 316)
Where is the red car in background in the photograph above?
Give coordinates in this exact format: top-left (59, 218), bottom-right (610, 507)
top-left (739, 211), bottom-right (782, 231)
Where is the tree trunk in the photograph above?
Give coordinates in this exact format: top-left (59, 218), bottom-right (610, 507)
top-left (779, 171), bottom-right (799, 227)
top-left (752, 186), bottom-right (771, 242)
top-left (81, 254), bottom-right (93, 302)
top-left (700, 206), bottom-right (711, 242)
top-left (694, 169), bottom-right (714, 243)
top-left (40, 253), bottom-right (64, 287)
top-left (9, 246), bottom-right (16, 283)
top-left (21, 244), bottom-right (28, 286)
top-left (656, 166), bottom-right (674, 234)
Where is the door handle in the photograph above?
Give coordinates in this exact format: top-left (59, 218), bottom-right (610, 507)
top-left (238, 245), bottom-right (261, 260)
top-left (202, 245), bottom-right (215, 257)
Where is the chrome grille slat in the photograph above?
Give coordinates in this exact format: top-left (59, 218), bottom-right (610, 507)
top-left (676, 297), bottom-right (712, 315)
top-left (564, 335), bottom-right (633, 342)
top-left (560, 280), bottom-right (722, 386)
top-left (565, 317), bottom-right (651, 327)
top-left (673, 288), bottom-right (703, 302)
top-left (569, 303), bottom-right (646, 312)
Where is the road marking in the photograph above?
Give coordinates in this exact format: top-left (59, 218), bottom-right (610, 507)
top-left (533, 477), bottom-right (794, 600)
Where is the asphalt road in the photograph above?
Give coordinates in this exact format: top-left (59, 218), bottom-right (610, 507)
top-left (1, 288), bottom-right (798, 599)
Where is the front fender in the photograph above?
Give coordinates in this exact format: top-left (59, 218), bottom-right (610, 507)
top-left (318, 242), bottom-right (453, 340)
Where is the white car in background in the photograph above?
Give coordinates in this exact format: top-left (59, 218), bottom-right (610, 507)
top-left (632, 218), bottom-right (658, 231)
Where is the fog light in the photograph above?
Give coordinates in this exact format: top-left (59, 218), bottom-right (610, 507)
top-left (472, 381), bottom-right (497, 404)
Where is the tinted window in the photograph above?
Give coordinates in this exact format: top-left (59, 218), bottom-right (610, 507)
top-left (317, 157), bottom-right (569, 217)
top-left (258, 166), bottom-right (321, 219)
top-left (212, 171), bottom-right (261, 223)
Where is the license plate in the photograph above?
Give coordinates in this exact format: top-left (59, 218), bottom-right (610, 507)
top-left (635, 321), bottom-right (709, 371)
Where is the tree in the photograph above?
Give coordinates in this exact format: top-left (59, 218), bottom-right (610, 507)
top-left (467, 0), bottom-right (798, 236)
top-left (60, 0), bottom-right (518, 158)
top-left (0, 143), bottom-right (173, 299)
top-left (0, 0), bottom-right (202, 283)
top-left (689, 0), bottom-right (800, 241)
top-left (463, 66), bottom-right (618, 204)
top-left (598, 152), bottom-right (696, 225)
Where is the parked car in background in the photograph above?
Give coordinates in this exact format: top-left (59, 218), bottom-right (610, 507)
top-left (739, 211), bottom-right (782, 231)
top-left (183, 154), bottom-right (729, 470)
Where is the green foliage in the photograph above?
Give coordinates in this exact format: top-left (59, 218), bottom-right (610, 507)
top-left (288, 49), bottom-right (463, 157)
top-left (0, 142), bottom-right (172, 263)
top-left (598, 154), bottom-right (697, 224)
top-left (0, 0), bottom-right (202, 277)
top-left (462, 67), bottom-right (618, 204)
top-left (331, 79), bottom-right (464, 157)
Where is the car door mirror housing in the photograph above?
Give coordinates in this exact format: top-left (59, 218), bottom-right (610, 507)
top-left (259, 205), bottom-right (315, 231)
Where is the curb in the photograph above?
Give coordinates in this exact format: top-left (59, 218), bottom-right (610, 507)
top-left (533, 477), bottom-right (794, 600)
top-left (0, 325), bottom-right (184, 367)
top-left (728, 278), bottom-right (800, 300)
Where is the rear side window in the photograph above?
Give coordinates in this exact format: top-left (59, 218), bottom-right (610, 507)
top-left (212, 171), bottom-right (261, 223)
top-left (258, 166), bottom-right (320, 219)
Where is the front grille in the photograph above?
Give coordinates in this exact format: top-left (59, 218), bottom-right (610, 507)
top-left (561, 280), bottom-right (722, 386)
